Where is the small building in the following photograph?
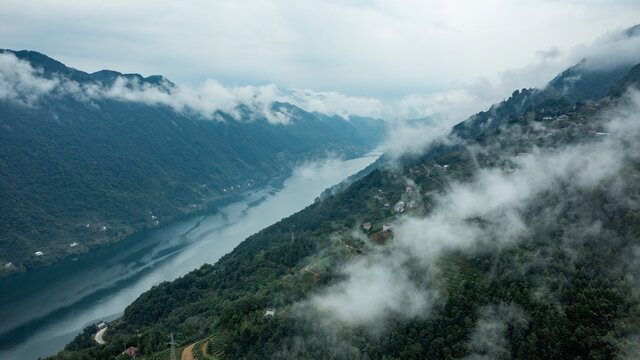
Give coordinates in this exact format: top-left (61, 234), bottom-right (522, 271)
top-left (595, 132), bottom-right (609, 136)
top-left (154, 220), bottom-right (160, 226)
top-left (443, 165), bottom-right (450, 171)
top-left (123, 346), bottom-right (137, 358)
top-left (362, 222), bottom-right (372, 231)
top-left (4, 262), bottom-right (12, 269)
top-left (70, 242), bottom-right (78, 247)
top-left (151, 215), bottom-right (157, 220)
top-left (408, 200), bottom-right (417, 209)
top-left (35, 251), bottom-right (43, 256)
top-left (85, 223), bottom-right (91, 228)
top-left (383, 203), bottom-right (390, 210)
top-left (100, 226), bottom-right (107, 231)
top-left (265, 308), bottom-right (276, 318)
top-left (96, 321), bottom-right (107, 329)
top-left (557, 114), bottom-right (569, 120)
top-left (383, 223), bottom-right (393, 231)
top-left (406, 186), bottom-right (413, 194)
top-left (542, 116), bottom-right (554, 120)
top-left (433, 164), bottom-right (442, 169)
top-left (394, 201), bottom-right (405, 213)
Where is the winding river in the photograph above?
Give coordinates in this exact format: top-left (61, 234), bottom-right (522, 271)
top-left (0, 152), bottom-right (380, 360)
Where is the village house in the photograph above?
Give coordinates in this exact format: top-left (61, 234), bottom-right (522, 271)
top-left (383, 223), bottom-right (393, 231)
top-left (406, 186), bottom-right (413, 194)
top-left (70, 242), bottom-right (78, 247)
top-left (265, 308), bottom-right (276, 318)
top-left (96, 321), bottom-right (107, 329)
top-left (4, 262), bottom-right (12, 269)
top-left (383, 203), bottom-right (390, 210)
top-left (123, 346), bottom-right (138, 358)
top-left (557, 114), bottom-right (569, 120)
top-left (395, 201), bottom-right (405, 213)
top-left (362, 222), bottom-right (372, 231)
top-left (35, 251), bottom-right (43, 256)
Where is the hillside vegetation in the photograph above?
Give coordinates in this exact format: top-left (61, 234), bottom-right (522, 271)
top-left (46, 55), bottom-right (640, 359)
top-left (0, 50), bottom-right (385, 274)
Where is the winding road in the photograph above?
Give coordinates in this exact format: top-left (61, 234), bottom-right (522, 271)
top-left (94, 327), bottom-right (107, 345)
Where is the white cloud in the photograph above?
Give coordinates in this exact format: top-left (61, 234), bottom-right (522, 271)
top-left (0, 52), bottom-right (389, 124)
top-left (288, 89), bottom-right (382, 119)
top-left (308, 89), bottom-right (640, 327)
top-left (0, 52), bottom-right (58, 105)
top-left (1, 0), bottom-right (639, 99)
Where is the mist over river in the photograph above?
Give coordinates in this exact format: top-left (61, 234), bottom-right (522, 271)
top-left (0, 152), bottom-right (380, 360)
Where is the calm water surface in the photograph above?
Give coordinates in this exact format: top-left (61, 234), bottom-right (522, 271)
top-left (0, 153), bottom-right (380, 360)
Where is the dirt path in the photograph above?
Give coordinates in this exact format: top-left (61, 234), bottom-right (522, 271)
top-left (181, 342), bottom-right (196, 360)
top-left (202, 341), bottom-right (209, 357)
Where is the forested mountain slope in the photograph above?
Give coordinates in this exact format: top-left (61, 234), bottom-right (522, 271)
top-left (47, 52), bottom-right (640, 359)
top-left (0, 50), bottom-right (385, 274)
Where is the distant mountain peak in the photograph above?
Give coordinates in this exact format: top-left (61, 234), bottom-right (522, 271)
top-left (0, 49), bottom-right (172, 88)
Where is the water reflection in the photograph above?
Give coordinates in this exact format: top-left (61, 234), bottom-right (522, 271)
top-left (0, 153), bottom-right (380, 360)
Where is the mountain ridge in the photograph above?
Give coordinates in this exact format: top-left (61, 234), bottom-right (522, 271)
top-left (0, 50), bottom-right (385, 275)
top-left (37, 34), bottom-right (640, 360)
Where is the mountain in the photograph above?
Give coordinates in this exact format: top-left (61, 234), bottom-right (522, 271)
top-left (0, 50), bottom-right (384, 275)
top-left (46, 40), bottom-right (640, 359)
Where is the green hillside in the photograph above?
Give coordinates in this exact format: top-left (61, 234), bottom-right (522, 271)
top-left (0, 50), bottom-right (385, 275)
top-left (46, 58), bottom-right (640, 359)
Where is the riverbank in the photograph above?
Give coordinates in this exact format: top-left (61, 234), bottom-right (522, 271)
top-left (0, 152), bottom-right (381, 360)
top-left (0, 145), bottom-right (375, 279)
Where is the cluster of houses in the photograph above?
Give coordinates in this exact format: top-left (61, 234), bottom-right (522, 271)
top-left (541, 114), bottom-right (570, 121)
top-left (361, 221), bottom-right (394, 232)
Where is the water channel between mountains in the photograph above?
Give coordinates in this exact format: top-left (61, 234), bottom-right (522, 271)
top-left (0, 152), bottom-right (381, 360)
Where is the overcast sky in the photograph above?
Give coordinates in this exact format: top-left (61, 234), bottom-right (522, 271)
top-left (1, 0), bottom-right (640, 119)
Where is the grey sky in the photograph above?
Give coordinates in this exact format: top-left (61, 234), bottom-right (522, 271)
top-left (1, 0), bottom-right (640, 119)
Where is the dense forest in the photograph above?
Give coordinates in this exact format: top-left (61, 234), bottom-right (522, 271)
top-left (44, 51), bottom-right (640, 359)
top-left (0, 50), bottom-right (385, 275)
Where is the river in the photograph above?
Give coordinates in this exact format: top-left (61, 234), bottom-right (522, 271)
top-left (0, 152), bottom-right (381, 360)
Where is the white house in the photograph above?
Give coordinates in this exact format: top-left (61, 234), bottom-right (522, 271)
top-left (383, 223), bottom-right (393, 231)
top-left (265, 308), bottom-right (276, 318)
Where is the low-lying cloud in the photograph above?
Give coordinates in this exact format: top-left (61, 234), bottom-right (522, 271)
top-left (0, 52), bottom-right (382, 124)
top-left (308, 90), bottom-right (640, 329)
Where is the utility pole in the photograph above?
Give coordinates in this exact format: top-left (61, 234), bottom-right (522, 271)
top-left (168, 332), bottom-right (177, 360)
